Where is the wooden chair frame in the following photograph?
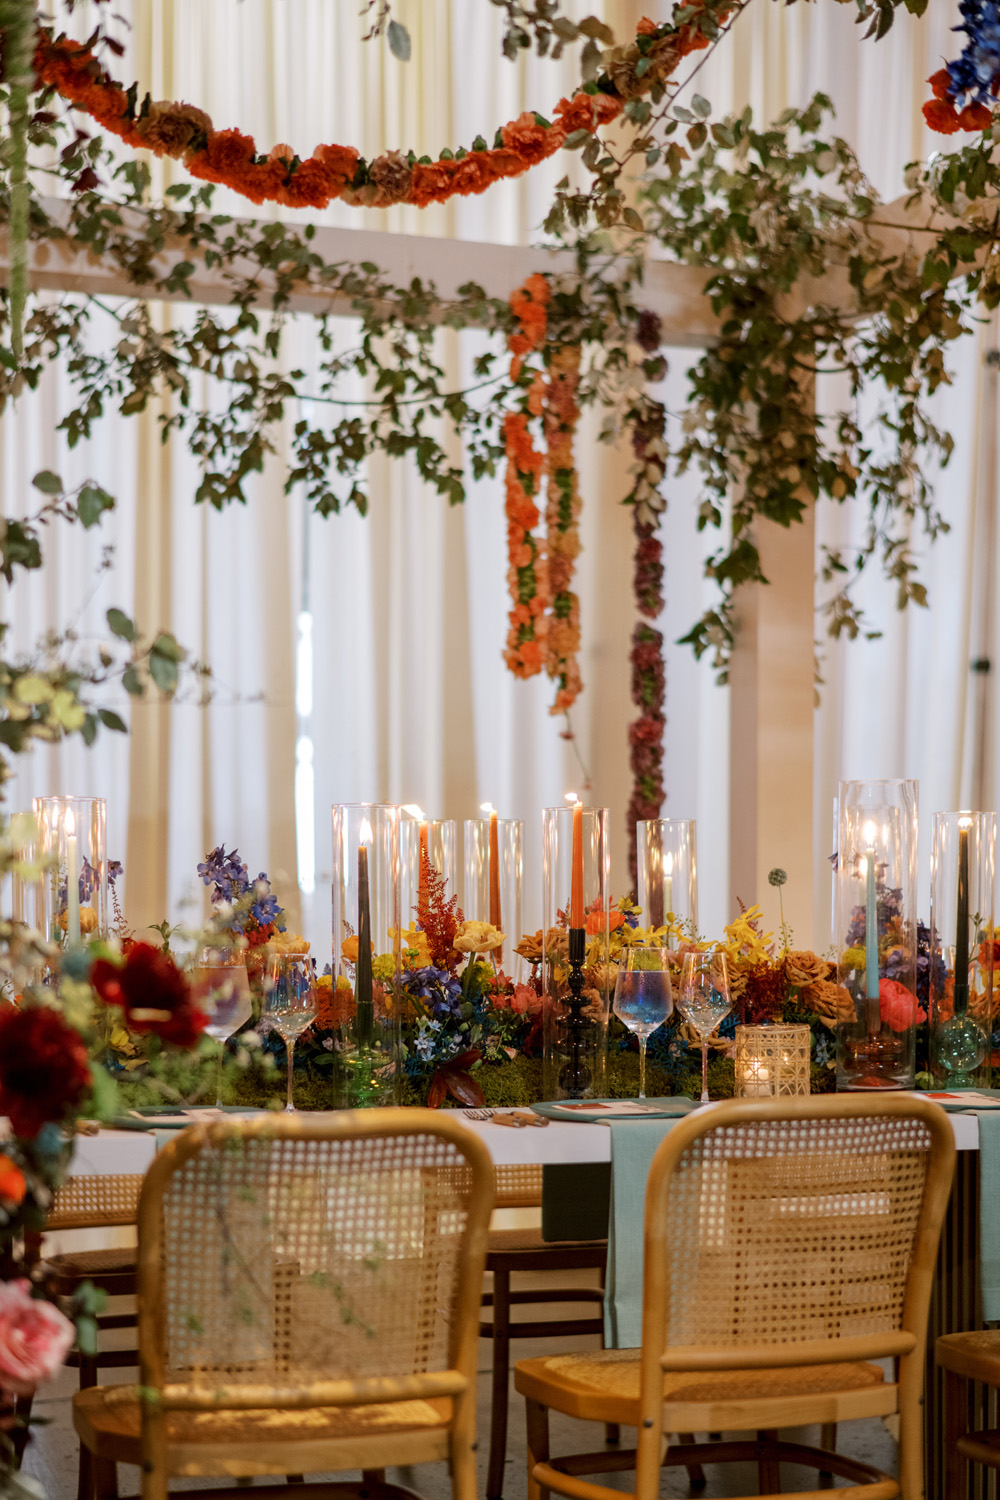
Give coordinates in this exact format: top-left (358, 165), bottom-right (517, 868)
top-left (515, 1094), bottom-right (956, 1500)
top-left (73, 1109), bottom-right (494, 1500)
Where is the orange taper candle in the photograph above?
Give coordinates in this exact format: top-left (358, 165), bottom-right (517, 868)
top-left (488, 809), bottom-right (501, 931)
top-left (570, 800), bottom-right (584, 928)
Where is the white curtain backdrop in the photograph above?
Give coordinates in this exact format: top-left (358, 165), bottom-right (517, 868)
top-left (0, 0), bottom-right (987, 958)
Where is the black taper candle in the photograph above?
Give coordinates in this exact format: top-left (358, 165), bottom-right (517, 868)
top-left (955, 823), bottom-right (970, 1015)
top-left (356, 843), bottom-right (374, 1047)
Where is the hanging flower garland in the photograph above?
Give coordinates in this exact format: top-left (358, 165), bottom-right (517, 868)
top-left (623, 326), bottom-right (670, 885)
top-left (542, 344), bottom-right (583, 714)
top-left (30, 10), bottom-right (715, 212)
top-left (923, 4), bottom-right (998, 134)
top-left (503, 275), bottom-right (550, 680)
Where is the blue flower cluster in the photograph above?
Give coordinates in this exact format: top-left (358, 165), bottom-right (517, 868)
top-left (400, 965), bottom-right (463, 1022)
top-left (947, 1), bottom-right (1000, 107)
top-left (845, 884), bottom-right (903, 947)
top-left (58, 856), bottom-right (123, 908)
top-left (197, 845), bottom-right (282, 932)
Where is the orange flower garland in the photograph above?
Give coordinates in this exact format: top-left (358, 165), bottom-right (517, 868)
top-left (504, 275), bottom-right (550, 680)
top-left (32, 11), bottom-right (717, 212)
top-left (542, 344), bottom-right (583, 714)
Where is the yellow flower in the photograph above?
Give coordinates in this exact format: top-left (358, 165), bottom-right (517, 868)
top-left (268, 929), bottom-right (310, 955)
top-left (390, 923), bottom-right (433, 968)
top-left (453, 920), bottom-right (505, 954)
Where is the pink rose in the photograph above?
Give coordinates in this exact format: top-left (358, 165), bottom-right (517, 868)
top-left (879, 978), bottom-right (926, 1034)
top-left (0, 1280), bottom-right (75, 1394)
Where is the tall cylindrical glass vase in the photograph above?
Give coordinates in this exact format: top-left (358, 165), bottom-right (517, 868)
top-left (34, 796), bottom-right (108, 947)
top-left (541, 804), bottom-right (610, 1100)
top-left (929, 810), bottom-right (996, 1089)
top-left (636, 819), bottom-right (697, 935)
top-left (835, 779), bottom-right (918, 1091)
top-left (331, 803), bottom-right (401, 1106)
top-left (463, 814), bottom-right (524, 979)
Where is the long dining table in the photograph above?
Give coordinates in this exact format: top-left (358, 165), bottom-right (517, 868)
top-left (65, 1105), bottom-right (986, 1500)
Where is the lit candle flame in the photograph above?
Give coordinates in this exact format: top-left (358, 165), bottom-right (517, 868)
top-left (360, 818), bottom-right (373, 846)
top-left (959, 812), bottom-right (974, 830)
top-left (402, 803), bottom-right (424, 820)
top-left (565, 791), bottom-right (579, 805)
top-left (863, 820), bottom-right (877, 847)
top-left (480, 801), bottom-right (496, 815)
top-left (664, 851), bottom-right (673, 876)
top-left (65, 808), bottom-right (76, 838)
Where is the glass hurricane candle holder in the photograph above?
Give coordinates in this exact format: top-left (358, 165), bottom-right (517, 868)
top-left (835, 779), bottom-right (918, 1091)
top-left (34, 795), bottom-right (108, 947)
top-left (331, 803), bottom-right (401, 1107)
top-left (400, 812), bottom-right (457, 925)
top-left (541, 804), bottom-right (610, 1101)
top-left (463, 813), bottom-right (523, 979)
top-left (636, 819), bottom-right (697, 935)
top-left (929, 810), bottom-right (996, 1089)
top-left (733, 1024), bottom-right (811, 1098)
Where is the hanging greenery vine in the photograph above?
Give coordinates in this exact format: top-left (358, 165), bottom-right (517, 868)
top-left (0, 0), bottom-right (992, 846)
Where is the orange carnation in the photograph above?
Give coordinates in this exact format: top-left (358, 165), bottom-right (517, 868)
top-left (923, 98), bottom-right (961, 134)
top-left (501, 111), bottom-right (553, 166)
top-left (636, 17), bottom-right (659, 35)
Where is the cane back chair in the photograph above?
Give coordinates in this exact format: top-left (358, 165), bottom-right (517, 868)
top-left (481, 1163), bottom-right (611, 1499)
top-left (514, 1094), bottom-right (955, 1500)
top-left (72, 1109), bottom-right (494, 1500)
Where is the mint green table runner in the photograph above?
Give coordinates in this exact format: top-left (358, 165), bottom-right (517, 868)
top-left (603, 1112), bottom-right (692, 1349)
top-left (977, 1107), bottom-right (1000, 1320)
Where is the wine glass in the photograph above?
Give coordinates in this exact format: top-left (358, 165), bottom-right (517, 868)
top-left (262, 952), bottom-right (317, 1113)
top-left (612, 945), bottom-right (673, 1101)
top-left (677, 951), bottom-right (731, 1105)
top-left (192, 954), bottom-right (253, 1107)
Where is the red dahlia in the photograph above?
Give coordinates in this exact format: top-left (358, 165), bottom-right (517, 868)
top-left (90, 942), bottom-right (207, 1049)
top-left (0, 1006), bottom-right (91, 1139)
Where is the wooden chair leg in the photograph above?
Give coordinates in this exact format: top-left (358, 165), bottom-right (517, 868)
top-left (78, 1447), bottom-right (95, 1500)
top-left (12, 1391), bottom-right (32, 1464)
top-left (603, 1422), bottom-right (620, 1444)
top-left (486, 1266), bottom-right (511, 1500)
top-left (817, 1420), bottom-right (837, 1477)
top-left (93, 1458), bottom-right (118, 1500)
top-left (756, 1428), bottom-right (781, 1495)
top-left (525, 1397), bottom-right (550, 1500)
top-left (943, 1368), bottom-right (968, 1500)
top-left (674, 1433), bottom-right (706, 1489)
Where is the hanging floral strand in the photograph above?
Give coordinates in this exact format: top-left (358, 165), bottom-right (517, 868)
top-left (503, 275), bottom-right (550, 680)
top-left (30, 17), bottom-right (708, 211)
top-left (623, 324), bottom-right (670, 886)
top-left (542, 343), bottom-right (583, 714)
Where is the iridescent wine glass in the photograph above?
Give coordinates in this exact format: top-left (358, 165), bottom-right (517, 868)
top-left (262, 952), bottom-right (317, 1112)
top-left (612, 945), bottom-right (673, 1100)
top-left (677, 951), bottom-right (732, 1105)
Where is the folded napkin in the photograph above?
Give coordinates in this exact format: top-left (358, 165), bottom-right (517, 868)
top-left (604, 1116), bottom-right (685, 1349)
top-left (979, 1110), bottom-right (1000, 1319)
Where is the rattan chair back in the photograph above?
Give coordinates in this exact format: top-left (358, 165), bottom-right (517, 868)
top-left (47, 1173), bottom-right (142, 1230)
top-left (138, 1110), bottom-right (494, 1404)
top-left (641, 1095), bottom-right (955, 1376)
top-left (493, 1163), bottom-right (543, 1209)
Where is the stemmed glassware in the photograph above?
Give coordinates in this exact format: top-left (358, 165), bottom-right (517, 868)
top-left (612, 945), bottom-right (673, 1101)
top-left (262, 952), bottom-right (317, 1113)
top-left (192, 953), bottom-right (253, 1107)
top-left (677, 952), bottom-right (732, 1105)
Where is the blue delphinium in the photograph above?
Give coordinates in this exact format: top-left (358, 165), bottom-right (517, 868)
top-left (947, 1), bottom-right (1000, 108)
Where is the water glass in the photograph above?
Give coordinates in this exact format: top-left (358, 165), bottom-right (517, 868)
top-left (677, 952), bottom-right (731, 1104)
top-left (612, 945), bottom-right (673, 1100)
top-left (262, 952), bottom-right (317, 1112)
top-left (192, 956), bottom-right (253, 1105)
